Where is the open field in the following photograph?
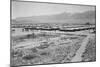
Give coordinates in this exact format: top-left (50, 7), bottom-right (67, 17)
top-left (11, 24), bottom-right (96, 66)
top-left (11, 1), bottom-right (96, 66)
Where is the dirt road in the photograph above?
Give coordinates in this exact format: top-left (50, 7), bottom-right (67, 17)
top-left (71, 34), bottom-right (92, 62)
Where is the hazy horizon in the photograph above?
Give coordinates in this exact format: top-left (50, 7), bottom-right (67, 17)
top-left (11, 1), bottom-right (95, 19)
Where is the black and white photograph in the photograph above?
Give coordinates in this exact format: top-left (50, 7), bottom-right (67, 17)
top-left (11, 0), bottom-right (96, 66)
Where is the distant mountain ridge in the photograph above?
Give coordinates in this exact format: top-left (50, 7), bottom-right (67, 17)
top-left (12, 10), bottom-right (96, 24)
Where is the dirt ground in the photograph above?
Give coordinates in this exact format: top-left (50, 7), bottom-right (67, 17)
top-left (11, 29), bottom-right (96, 66)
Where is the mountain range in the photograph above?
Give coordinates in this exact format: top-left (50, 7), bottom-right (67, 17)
top-left (12, 10), bottom-right (96, 24)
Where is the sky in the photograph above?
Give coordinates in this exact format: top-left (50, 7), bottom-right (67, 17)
top-left (12, 1), bottom-right (95, 19)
